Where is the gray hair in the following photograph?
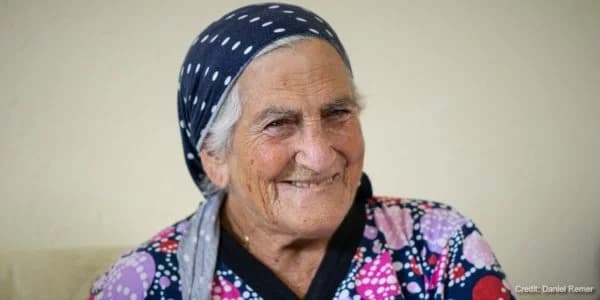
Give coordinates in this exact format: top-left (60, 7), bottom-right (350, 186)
top-left (199, 35), bottom-right (361, 193)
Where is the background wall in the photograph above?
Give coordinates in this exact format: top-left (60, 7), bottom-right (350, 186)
top-left (1, 0), bottom-right (599, 299)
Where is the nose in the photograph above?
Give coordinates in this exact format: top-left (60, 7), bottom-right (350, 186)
top-left (294, 122), bottom-right (337, 174)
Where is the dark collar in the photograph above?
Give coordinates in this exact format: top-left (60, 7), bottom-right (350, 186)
top-left (218, 173), bottom-right (372, 300)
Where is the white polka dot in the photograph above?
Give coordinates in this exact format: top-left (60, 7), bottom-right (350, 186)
top-left (130, 294), bottom-right (137, 300)
top-left (326, 29), bottom-right (334, 37)
top-left (225, 13), bottom-right (235, 20)
top-left (179, 120), bottom-right (185, 128)
top-left (314, 15), bottom-right (324, 23)
top-left (273, 28), bottom-right (285, 33)
top-left (186, 63), bottom-right (191, 74)
top-left (261, 21), bottom-right (273, 27)
top-left (195, 63), bottom-right (201, 73)
top-left (209, 34), bottom-right (218, 43)
top-left (282, 10), bottom-right (294, 14)
top-left (268, 5), bottom-right (279, 9)
top-left (231, 41), bottom-right (240, 50)
top-left (243, 45), bottom-right (253, 55)
top-left (193, 96), bottom-right (198, 105)
top-left (237, 14), bottom-right (248, 20)
top-left (309, 28), bottom-right (319, 34)
top-left (211, 105), bottom-right (217, 114)
top-left (186, 153), bottom-right (194, 160)
top-left (212, 71), bottom-right (219, 81)
top-left (221, 37), bottom-right (230, 46)
top-left (204, 66), bottom-right (210, 76)
top-left (224, 76), bottom-right (231, 85)
top-left (123, 287), bottom-right (130, 295)
top-left (201, 101), bottom-right (206, 111)
top-left (249, 16), bottom-right (260, 23)
top-left (186, 129), bottom-right (191, 137)
top-left (295, 17), bottom-right (307, 22)
top-left (200, 34), bottom-right (209, 43)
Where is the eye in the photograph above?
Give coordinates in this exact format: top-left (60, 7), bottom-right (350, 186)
top-left (325, 108), bottom-right (352, 119)
top-left (263, 117), bottom-right (299, 133)
top-left (332, 109), bottom-right (351, 116)
top-left (265, 119), bottom-right (289, 128)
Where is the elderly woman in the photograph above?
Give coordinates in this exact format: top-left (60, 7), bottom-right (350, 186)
top-left (90, 3), bottom-right (514, 300)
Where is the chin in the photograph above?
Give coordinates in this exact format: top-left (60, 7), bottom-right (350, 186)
top-left (278, 195), bottom-right (354, 239)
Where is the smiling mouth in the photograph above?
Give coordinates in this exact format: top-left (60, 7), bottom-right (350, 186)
top-left (281, 173), bottom-right (340, 189)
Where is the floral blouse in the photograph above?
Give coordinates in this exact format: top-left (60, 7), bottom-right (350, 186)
top-left (90, 192), bottom-right (515, 300)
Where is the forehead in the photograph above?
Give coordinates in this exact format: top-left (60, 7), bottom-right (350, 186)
top-left (236, 38), bottom-right (353, 113)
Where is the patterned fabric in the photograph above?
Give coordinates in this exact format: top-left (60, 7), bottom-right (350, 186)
top-left (177, 2), bottom-right (351, 195)
top-left (89, 197), bottom-right (515, 300)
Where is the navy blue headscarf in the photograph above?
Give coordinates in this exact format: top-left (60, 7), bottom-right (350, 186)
top-left (177, 2), bottom-right (352, 197)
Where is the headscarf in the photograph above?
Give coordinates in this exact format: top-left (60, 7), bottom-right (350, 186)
top-left (176, 3), bottom-right (353, 300)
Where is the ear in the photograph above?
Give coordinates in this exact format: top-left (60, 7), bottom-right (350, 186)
top-left (199, 148), bottom-right (229, 189)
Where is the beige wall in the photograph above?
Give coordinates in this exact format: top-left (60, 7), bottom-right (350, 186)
top-left (1, 0), bottom-right (599, 298)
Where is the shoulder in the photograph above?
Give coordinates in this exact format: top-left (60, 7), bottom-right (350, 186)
top-left (89, 216), bottom-right (192, 300)
top-left (365, 196), bottom-right (473, 252)
top-left (363, 198), bottom-right (514, 299)
top-left (366, 196), bottom-right (470, 229)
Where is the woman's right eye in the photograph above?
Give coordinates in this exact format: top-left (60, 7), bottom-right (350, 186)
top-left (263, 119), bottom-right (297, 136)
top-left (265, 119), bottom-right (287, 128)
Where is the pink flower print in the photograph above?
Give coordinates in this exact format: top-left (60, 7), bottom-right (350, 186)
top-left (424, 253), bottom-right (447, 292)
top-left (364, 225), bottom-right (379, 240)
top-left (355, 252), bottom-right (401, 300)
top-left (374, 206), bottom-right (413, 250)
top-left (372, 240), bottom-right (383, 254)
top-left (463, 232), bottom-right (496, 268)
top-left (151, 226), bottom-right (175, 242)
top-left (419, 209), bottom-right (467, 253)
top-left (211, 276), bottom-right (242, 300)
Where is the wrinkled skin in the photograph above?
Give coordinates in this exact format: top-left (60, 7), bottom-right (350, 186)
top-left (201, 38), bottom-right (365, 296)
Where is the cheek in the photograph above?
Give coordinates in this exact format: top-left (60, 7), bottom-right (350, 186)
top-left (253, 142), bottom-right (294, 178)
top-left (332, 119), bottom-right (365, 163)
top-left (238, 141), bottom-right (293, 218)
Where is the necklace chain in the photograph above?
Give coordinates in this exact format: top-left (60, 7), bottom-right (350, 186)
top-left (228, 212), bottom-right (250, 248)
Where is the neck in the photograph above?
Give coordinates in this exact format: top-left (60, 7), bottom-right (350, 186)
top-left (220, 195), bottom-right (331, 297)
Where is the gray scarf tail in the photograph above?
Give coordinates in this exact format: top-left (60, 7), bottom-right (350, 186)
top-left (177, 192), bottom-right (224, 300)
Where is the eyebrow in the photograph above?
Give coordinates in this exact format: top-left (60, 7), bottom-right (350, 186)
top-left (252, 97), bottom-right (360, 126)
top-left (253, 107), bottom-right (301, 125)
top-left (321, 98), bottom-right (359, 112)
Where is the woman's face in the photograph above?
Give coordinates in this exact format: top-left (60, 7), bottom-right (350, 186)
top-left (223, 39), bottom-right (364, 238)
